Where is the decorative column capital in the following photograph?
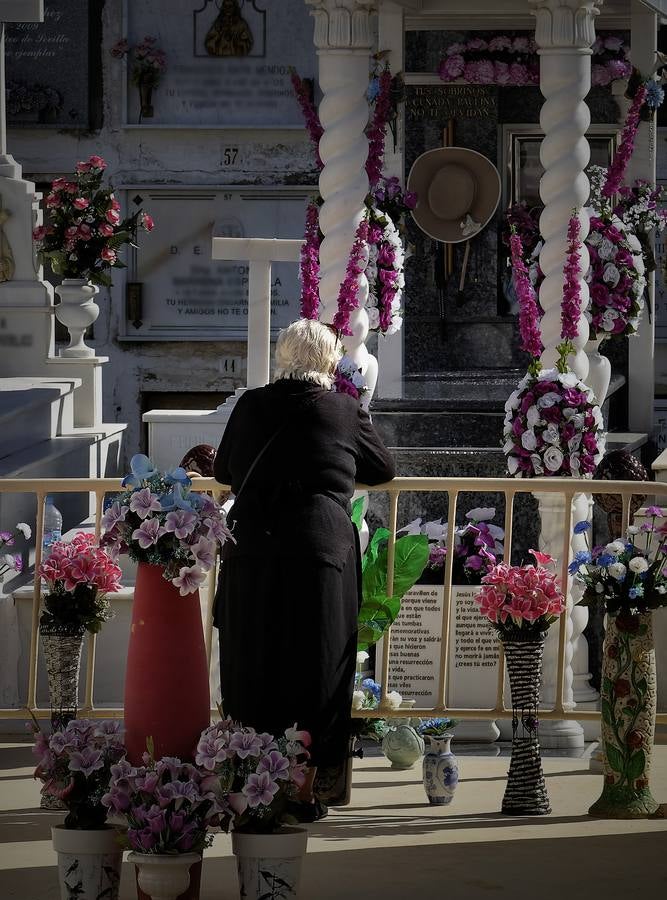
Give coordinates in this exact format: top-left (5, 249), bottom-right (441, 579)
top-left (305, 0), bottom-right (376, 51)
top-left (529, 0), bottom-right (603, 51)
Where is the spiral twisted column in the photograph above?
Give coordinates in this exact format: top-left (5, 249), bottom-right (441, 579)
top-left (530, 0), bottom-right (603, 748)
top-left (306, 0), bottom-right (378, 406)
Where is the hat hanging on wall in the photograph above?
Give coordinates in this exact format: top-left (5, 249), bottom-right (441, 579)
top-left (407, 146), bottom-right (502, 244)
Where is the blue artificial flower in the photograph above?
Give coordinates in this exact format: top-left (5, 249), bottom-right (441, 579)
top-left (573, 520), bottom-right (591, 534)
top-left (367, 77), bottom-right (380, 102)
top-left (628, 585), bottom-right (644, 599)
top-left (164, 466), bottom-right (192, 488)
top-left (645, 79), bottom-right (665, 110)
top-left (361, 678), bottom-right (381, 700)
top-left (121, 454), bottom-right (157, 489)
top-left (568, 550), bottom-right (592, 574)
top-left (596, 553), bottom-right (616, 567)
top-left (159, 481), bottom-right (193, 513)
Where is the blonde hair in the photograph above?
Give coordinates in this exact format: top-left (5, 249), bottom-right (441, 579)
top-left (274, 318), bottom-right (340, 390)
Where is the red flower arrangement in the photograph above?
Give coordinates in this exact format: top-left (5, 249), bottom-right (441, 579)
top-left (33, 155), bottom-right (154, 288)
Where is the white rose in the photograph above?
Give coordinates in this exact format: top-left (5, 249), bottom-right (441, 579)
top-left (606, 540), bottom-right (625, 555)
top-left (603, 263), bottom-right (620, 286)
top-left (569, 452), bottom-right (581, 475)
top-left (633, 254), bottom-right (645, 277)
top-left (530, 453), bottom-right (544, 475)
top-left (391, 296), bottom-right (401, 312)
top-left (352, 690), bottom-right (366, 710)
top-left (507, 454), bottom-right (520, 476)
top-left (587, 231), bottom-right (602, 247)
top-left (367, 307), bottom-right (380, 330)
top-left (626, 232), bottom-right (642, 253)
top-left (598, 237), bottom-right (617, 260)
top-left (543, 424), bottom-right (561, 445)
top-left (503, 439), bottom-right (515, 454)
top-left (16, 523), bottom-right (31, 539)
top-left (568, 434), bottom-right (582, 452)
top-left (608, 562), bottom-right (627, 581)
top-left (356, 650), bottom-right (369, 665)
top-left (526, 405), bottom-right (542, 428)
top-left (385, 691), bottom-right (403, 710)
top-left (538, 368), bottom-right (559, 382)
top-left (1, 553), bottom-right (17, 570)
top-left (560, 372), bottom-right (579, 388)
top-left (466, 507), bottom-right (496, 522)
top-left (629, 557), bottom-right (649, 573)
top-left (506, 390), bottom-right (521, 411)
top-left (543, 446), bottom-right (564, 473)
top-left (521, 430), bottom-right (538, 451)
top-left (388, 315), bottom-right (403, 334)
top-left (562, 407), bottom-right (576, 420)
top-left (537, 392), bottom-right (561, 409)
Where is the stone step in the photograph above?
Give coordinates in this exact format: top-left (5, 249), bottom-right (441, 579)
top-left (0, 376), bottom-right (80, 459)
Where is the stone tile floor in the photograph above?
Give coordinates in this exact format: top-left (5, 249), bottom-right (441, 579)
top-left (0, 737), bottom-right (665, 899)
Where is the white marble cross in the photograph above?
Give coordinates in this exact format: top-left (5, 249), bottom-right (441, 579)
top-left (0, 1), bottom-right (44, 162)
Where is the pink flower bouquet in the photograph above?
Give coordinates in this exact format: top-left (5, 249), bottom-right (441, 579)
top-left (103, 751), bottom-right (222, 853)
top-left (101, 454), bottom-right (234, 594)
top-left (32, 718), bottom-right (125, 829)
top-left (39, 532), bottom-right (122, 634)
top-left (33, 155), bottom-right (154, 288)
top-left (195, 720), bottom-right (311, 833)
top-left (503, 369), bottom-right (605, 478)
top-left (475, 554), bottom-right (565, 639)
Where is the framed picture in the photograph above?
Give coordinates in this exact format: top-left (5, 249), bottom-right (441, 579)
top-left (501, 124), bottom-right (620, 209)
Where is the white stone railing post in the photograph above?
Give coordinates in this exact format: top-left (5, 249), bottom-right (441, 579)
top-left (530, 0), bottom-right (603, 748)
top-left (306, 0), bottom-right (378, 407)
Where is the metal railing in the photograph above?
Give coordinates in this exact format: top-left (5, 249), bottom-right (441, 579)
top-left (0, 475), bottom-right (664, 725)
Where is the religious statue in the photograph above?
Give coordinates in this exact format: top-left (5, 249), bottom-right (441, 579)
top-left (205, 0), bottom-right (254, 57)
top-left (0, 202), bottom-right (15, 283)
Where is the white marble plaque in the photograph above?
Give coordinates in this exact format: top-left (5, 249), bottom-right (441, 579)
top-left (127, 187), bottom-right (312, 340)
top-left (125, 0), bottom-right (316, 127)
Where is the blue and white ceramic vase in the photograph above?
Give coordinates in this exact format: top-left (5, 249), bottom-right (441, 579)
top-left (422, 735), bottom-right (459, 805)
top-left (381, 724), bottom-right (424, 770)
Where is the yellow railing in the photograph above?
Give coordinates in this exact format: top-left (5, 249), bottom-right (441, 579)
top-left (0, 475), bottom-right (664, 725)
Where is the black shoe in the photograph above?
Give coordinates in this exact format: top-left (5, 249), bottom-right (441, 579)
top-left (286, 799), bottom-right (329, 823)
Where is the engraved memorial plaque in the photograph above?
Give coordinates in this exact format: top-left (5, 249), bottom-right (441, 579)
top-left (127, 187), bottom-right (312, 340)
top-left (125, 0), bottom-right (316, 127)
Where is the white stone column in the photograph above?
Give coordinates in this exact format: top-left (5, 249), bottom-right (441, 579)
top-left (530, 0), bottom-right (603, 748)
top-left (307, 0), bottom-right (377, 406)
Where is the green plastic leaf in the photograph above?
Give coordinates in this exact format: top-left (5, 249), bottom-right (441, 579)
top-left (351, 497), bottom-right (364, 530)
top-left (601, 699), bottom-right (613, 726)
top-left (605, 744), bottom-right (625, 773)
top-left (627, 749), bottom-right (646, 782)
top-left (368, 527), bottom-right (390, 564)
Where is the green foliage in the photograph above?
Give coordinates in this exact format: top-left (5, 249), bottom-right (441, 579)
top-left (357, 531), bottom-right (429, 651)
top-left (605, 744), bottom-right (624, 773)
top-left (627, 749), bottom-right (646, 782)
top-left (350, 497), bottom-right (364, 530)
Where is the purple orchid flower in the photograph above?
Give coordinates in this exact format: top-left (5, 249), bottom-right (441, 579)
top-left (242, 771), bottom-right (279, 808)
top-left (132, 517), bottom-right (165, 549)
top-left (229, 731), bottom-right (263, 760)
top-left (256, 750), bottom-right (290, 781)
top-left (69, 747), bottom-right (104, 777)
top-left (101, 501), bottom-right (128, 531)
top-left (129, 487), bottom-right (162, 520)
top-left (164, 509), bottom-right (197, 540)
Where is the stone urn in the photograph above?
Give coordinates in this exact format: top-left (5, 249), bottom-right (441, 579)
top-left (129, 852), bottom-right (201, 900)
top-left (584, 336), bottom-right (612, 406)
top-left (54, 279), bottom-right (100, 358)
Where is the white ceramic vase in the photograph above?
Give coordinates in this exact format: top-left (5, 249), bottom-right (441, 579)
top-left (231, 826), bottom-right (308, 899)
top-left (422, 734), bottom-right (459, 806)
top-left (55, 278), bottom-right (100, 358)
top-left (584, 336), bottom-right (612, 407)
top-left (128, 851), bottom-right (201, 900)
top-left (52, 824), bottom-right (123, 900)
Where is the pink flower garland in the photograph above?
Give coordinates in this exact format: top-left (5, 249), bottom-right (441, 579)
top-left (299, 202), bottom-right (321, 320)
top-left (290, 70), bottom-right (324, 170)
top-left (366, 69), bottom-right (393, 190)
top-left (332, 217), bottom-right (370, 336)
top-left (602, 83), bottom-right (647, 199)
top-left (560, 214), bottom-right (582, 341)
top-left (509, 230), bottom-right (542, 360)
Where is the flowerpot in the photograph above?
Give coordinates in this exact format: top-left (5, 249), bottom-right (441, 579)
top-left (54, 279), bottom-right (100, 358)
top-left (129, 852), bottom-right (201, 900)
top-left (422, 734), bottom-right (459, 806)
top-left (584, 337), bottom-right (612, 406)
top-left (381, 723), bottom-right (424, 770)
top-left (232, 826), bottom-right (308, 900)
top-left (139, 81), bottom-right (154, 118)
top-left (588, 612), bottom-right (662, 818)
top-left (501, 634), bottom-right (551, 815)
top-left (52, 824), bottom-right (123, 900)
top-left (124, 562), bottom-right (210, 764)
top-left (40, 622), bottom-right (85, 730)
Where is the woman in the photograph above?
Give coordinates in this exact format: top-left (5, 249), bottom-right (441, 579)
top-left (213, 318), bottom-right (394, 816)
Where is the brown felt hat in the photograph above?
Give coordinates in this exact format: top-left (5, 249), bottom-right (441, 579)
top-left (407, 147), bottom-right (501, 244)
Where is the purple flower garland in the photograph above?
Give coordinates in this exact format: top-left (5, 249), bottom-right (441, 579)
top-left (332, 217), bottom-right (370, 336)
top-left (290, 70), bottom-right (324, 169)
top-left (299, 201), bottom-right (321, 320)
top-left (509, 229), bottom-right (543, 362)
top-left (366, 69), bottom-right (393, 190)
top-left (560, 214), bottom-right (582, 342)
top-left (602, 84), bottom-right (647, 199)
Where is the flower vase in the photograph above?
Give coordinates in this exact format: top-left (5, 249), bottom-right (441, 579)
top-left (40, 622), bottom-right (85, 731)
top-left (52, 825), bottom-right (123, 900)
top-left (139, 80), bottom-right (154, 118)
top-left (422, 735), bottom-right (459, 805)
top-left (124, 562), bottom-right (210, 764)
top-left (501, 634), bottom-right (551, 815)
top-left (381, 724), bottom-right (424, 770)
top-left (54, 279), bottom-right (100, 358)
top-left (588, 612), bottom-right (662, 819)
top-left (232, 827), bottom-right (308, 900)
top-left (584, 337), bottom-right (612, 406)
top-left (129, 852), bottom-right (201, 900)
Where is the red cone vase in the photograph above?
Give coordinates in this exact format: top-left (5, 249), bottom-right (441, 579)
top-left (124, 562), bottom-right (210, 764)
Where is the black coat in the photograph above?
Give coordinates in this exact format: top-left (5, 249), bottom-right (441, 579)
top-left (213, 378), bottom-right (395, 767)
